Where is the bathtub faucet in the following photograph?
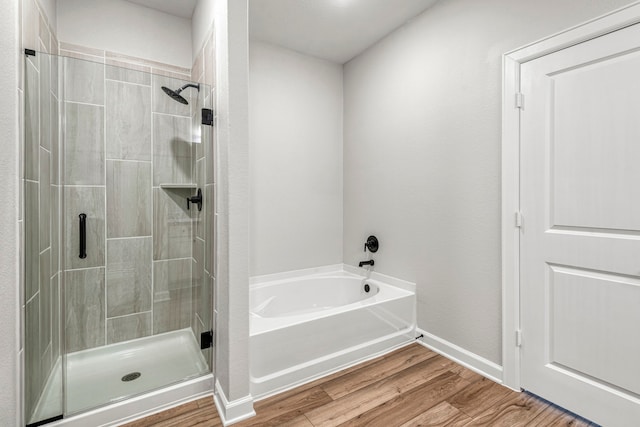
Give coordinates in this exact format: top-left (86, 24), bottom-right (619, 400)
top-left (358, 259), bottom-right (375, 267)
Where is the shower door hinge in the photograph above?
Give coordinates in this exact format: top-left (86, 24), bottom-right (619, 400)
top-left (202, 108), bottom-right (214, 126)
top-left (515, 211), bottom-right (523, 228)
top-left (515, 329), bottom-right (522, 347)
top-left (200, 330), bottom-right (214, 349)
top-left (515, 92), bottom-right (524, 109)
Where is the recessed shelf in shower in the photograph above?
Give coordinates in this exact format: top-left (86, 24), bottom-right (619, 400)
top-left (159, 183), bottom-right (197, 189)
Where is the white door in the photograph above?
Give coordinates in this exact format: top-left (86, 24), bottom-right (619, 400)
top-left (520, 23), bottom-right (640, 427)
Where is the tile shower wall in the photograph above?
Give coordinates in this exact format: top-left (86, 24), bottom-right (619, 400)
top-left (60, 43), bottom-right (200, 357)
top-left (191, 29), bottom-right (216, 367)
top-left (21, 0), bottom-right (60, 418)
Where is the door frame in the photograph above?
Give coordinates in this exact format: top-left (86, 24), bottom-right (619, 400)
top-left (501, 0), bottom-right (640, 391)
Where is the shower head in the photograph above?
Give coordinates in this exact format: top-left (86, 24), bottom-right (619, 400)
top-left (161, 83), bottom-right (200, 105)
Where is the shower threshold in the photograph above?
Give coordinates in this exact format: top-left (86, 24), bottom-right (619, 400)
top-left (30, 328), bottom-right (209, 424)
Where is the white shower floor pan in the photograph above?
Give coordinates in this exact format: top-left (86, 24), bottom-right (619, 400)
top-left (31, 328), bottom-right (209, 423)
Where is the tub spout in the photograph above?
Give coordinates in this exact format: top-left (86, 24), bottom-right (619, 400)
top-left (358, 260), bottom-right (375, 267)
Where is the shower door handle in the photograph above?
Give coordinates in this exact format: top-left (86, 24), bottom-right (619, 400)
top-left (79, 213), bottom-right (87, 259)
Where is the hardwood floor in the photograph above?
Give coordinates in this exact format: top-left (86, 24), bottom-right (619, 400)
top-left (123, 344), bottom-right (595, 427)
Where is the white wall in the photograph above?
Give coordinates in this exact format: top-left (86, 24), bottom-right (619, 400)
top-left (193, 0), bottom-right (215, 60)
top-left (38, 0), bottom-right (57, 31)
top-left (213, 0), bottom-right (252, 415)
top-left (57, 0), bottom-right (192, 68)
top-left (343, 0), bottom-right (636, 365)
top-left (1, 0), bottom-right (20, 424)
top-left (249, 41), bottom-right (343, 276)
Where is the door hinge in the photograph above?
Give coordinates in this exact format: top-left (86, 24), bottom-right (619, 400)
top-left (515, 92), bottom-right (524, 109)
top-left (515, 329), bottom-right (522, 347)
top-left (200, 330), bottom-right (214, 349)
top-left (202, 108), bottom-right (214, 126)
top-left (515, 211), bottom-right (523, 228)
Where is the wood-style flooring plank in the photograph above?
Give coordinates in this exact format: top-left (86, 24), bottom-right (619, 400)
top-left (305, 356), bottom-right (455, 426)
top-left (321, 343), bottom-right (438, 399)
top-left (236, 386), bottom-right (332, 427)
top-left (122, 400), bottom-right (203, 427)
top-left (470, 392), bottom-right (551, 426)
top-left (146, 406), bottom-right (221, 427)
top-left (399, 401), bottom-right (472, 427)
top-left (337, 371), bottom-right (470, 427)
top-left (127, 344), bottom-right (593, 427)
top-left (525, 403), bottom-right (593, 427)
top-left (278, 415), bottom-right (315, 427)
top-left (447, 377), bottom-right (513, 418)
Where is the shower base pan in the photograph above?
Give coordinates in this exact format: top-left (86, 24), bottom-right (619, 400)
top-left (31, 328), bottom-right (211, 425)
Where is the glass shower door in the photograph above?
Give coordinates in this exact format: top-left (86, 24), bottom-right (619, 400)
top-left (24, 49), bottom-right (214, 424)
top-left (60, 54), bottom-right (213, 415)
top-left (23, 49), bottom-right (64, 427)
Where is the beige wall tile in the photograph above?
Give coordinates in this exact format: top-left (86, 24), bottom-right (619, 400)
top-left (106, 160), bottom-right (152, 237)
top-left (153, 188), bottom-right (192, 260)
top-left (105, 80), bottom-right (151, 160)
top-left (107, 312), bottom-right (152, 344)
top-left (64, 102), bottom-right (105, 185)
top-left (106, 237), bottom-right (152, 317)
top-left (65, 268), bottom-right (106, 352)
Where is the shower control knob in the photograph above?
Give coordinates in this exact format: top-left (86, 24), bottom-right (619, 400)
top-left (364, 235), bottom-right (379, 253)
top-left (187, 188), bottom-right (203, 211)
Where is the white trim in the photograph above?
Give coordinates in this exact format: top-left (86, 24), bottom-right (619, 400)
top-left (49, 374), bottom-right (214, 427)
top-left (213, 380), bottom-right (255, 426)
top-left (501, 0), bottom-right (640, 392)
top-left (416, 328), bottom-right (503, 384)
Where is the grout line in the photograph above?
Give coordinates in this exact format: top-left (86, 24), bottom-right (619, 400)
top-left (103, 59), bottom-right (108, 347)
top-left (152, 111), bottom-right (192, 120)
top-left (104, 158), bottom-right (151, 163)
top-left (104, 78), bottom-right (151, 88)
top-left (64, 100), bottom-right (105, 108)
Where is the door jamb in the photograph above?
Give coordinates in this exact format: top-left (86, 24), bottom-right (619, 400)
top-left (501, 0), bottom-right (640, 391)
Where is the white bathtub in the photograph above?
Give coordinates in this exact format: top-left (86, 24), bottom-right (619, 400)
top-left (250, 267), bottom-right (416, 399)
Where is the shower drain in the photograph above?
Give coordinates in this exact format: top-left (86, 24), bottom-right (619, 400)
top-left (121, 372), bottom-right (141, 382)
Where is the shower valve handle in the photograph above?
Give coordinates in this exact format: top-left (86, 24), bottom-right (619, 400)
top-left (187, 188), bottom-right (203, 211)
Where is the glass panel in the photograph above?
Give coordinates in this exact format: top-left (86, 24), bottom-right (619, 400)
top-left (24, 50), bottom-right (215, 423)
top-left (58, 53), bottom-right (213, 416)
top-left (24, 50), bottom-right (64, 425)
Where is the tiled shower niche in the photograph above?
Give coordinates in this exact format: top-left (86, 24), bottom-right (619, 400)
top-left (24, 48), bottom-right (214, 424)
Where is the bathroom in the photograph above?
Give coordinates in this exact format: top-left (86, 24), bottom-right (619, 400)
top-left (2, 0), bottom-right (640, 426)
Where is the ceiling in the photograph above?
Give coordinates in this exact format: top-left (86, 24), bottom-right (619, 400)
top-left (250, 0), bottom-right (439, 64)
top-left (126, 0), bottom-right (197, 19)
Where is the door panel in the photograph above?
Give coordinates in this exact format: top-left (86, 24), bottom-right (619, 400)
top-left (520, 22), bottom-right (640, 427)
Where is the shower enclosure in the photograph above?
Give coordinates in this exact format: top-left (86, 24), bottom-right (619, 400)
top-left (23, 50), bottom-right (215, 425)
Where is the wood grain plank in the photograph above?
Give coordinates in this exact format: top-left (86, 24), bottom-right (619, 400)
top-left (146, 405), bottom-right (221, 427)
top-left (305, 356), bottom-right (455, 427)
top-left (278, 415), bottom-right (315, 427)
top-left (337, 371), bottom-right (470, 427)
top-left (122, 400), bottom-right (202, 427)
top-left (399, 401), bottom-right (472, 427)
top-left (447, 377), bottom-right (513, 418)
top-left (128, 346), bottom-right (592, 427)
top-left (321, 343), bottom-right (438, 399)
top-left (448, 363), bottom-right (485, 384)
top-left (237, 386), bottom-right (332, 427)
top-left (195, 396), bottom-right (214, 408)
top-left (471, 392), bottom-right (550, 426)
top-left (525, 403), bottom-right (593, 427)
top-left (256, 344), bottom-right (424, 405)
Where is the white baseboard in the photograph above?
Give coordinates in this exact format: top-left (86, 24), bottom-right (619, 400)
top-left (213, 380), bottom-right (255, 426)
top-left (415, 328), bottom-right (503, 384)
